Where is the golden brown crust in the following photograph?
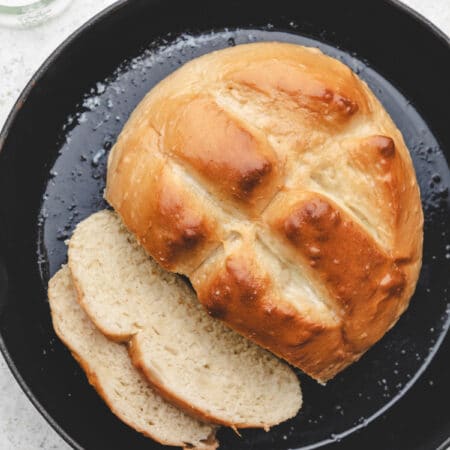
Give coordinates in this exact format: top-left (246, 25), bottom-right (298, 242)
top-left (192, 252), bottom-right (351, 381)
top-left (138, 165), bottom-right (219, 273)
top-left (271, 192), bottom-right (406, 352)
top-left (165, 97), bottom-right (281, 213)
top-left (106, 129), bottom-right (221, 274)
top-left (230, 59), bottom-right (365, 125)
top-left (106, 42), bottom-right (423, 382)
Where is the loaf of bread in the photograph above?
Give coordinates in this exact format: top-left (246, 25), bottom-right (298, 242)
top-left (106, 42), bottom-right (423, 382)
top-left (68, 210), bottom-right (302, 428)
top-left (48, 266), bottom-right (217, 449)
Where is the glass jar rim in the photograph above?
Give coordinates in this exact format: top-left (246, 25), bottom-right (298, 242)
top-left (0, 0), bottom-right (55, 15)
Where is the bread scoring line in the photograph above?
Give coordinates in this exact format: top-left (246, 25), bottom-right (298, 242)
top-left (136, 92), bottom-right (396, 325)
top-left (213, 82), bottom-right (390, 251)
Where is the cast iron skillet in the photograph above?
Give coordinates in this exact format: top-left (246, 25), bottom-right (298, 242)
top-left (0, 1), bottom-right (449, 449)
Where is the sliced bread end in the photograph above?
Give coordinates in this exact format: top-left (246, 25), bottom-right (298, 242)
top-left (48, 266), bottom-right (218, 449)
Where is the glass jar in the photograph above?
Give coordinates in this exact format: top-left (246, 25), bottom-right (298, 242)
top-left (0, 0), bottom-right (72, 27)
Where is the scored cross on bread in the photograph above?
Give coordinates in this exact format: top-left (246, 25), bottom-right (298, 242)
top-left (106, 42), bottom-right (423, 382)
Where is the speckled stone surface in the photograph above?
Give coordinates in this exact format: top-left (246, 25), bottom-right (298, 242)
top-left (0, 1), bottom-right (448, 449)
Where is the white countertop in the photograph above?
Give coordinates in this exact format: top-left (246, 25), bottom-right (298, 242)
top-left (0, 1), bottom-right (448, 449)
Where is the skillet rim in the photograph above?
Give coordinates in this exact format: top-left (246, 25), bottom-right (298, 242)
top-left (0, 1), bottom-right (448, 449)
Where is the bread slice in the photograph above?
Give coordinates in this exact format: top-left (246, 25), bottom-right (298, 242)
top-left (48, 266), bottom-right (217, 449)
top-left (68, 210), bottom-right (302, 428)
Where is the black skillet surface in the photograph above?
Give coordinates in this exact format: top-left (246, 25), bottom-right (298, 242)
top-left (0, 1), bottom-right (449, 449)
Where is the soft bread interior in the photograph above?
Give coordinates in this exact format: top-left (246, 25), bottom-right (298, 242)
top-left (48, 266), bottom-right (217, 449)
top-left (68, 210), bottom-right (302, 428)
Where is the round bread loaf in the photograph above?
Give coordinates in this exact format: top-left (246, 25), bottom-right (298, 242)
top-left (106, 42), bottom-right (423, 382)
